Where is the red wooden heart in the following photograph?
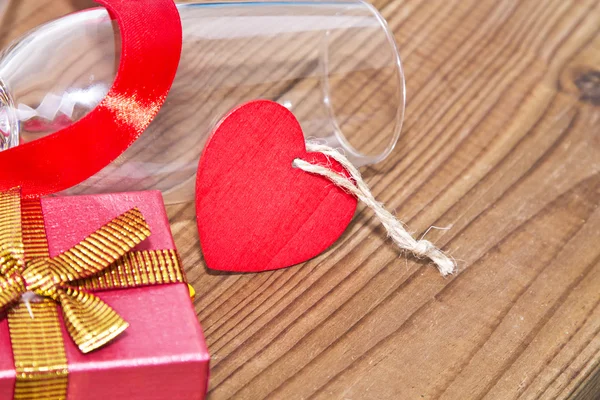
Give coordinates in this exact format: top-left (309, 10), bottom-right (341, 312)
top-left (195, 100), bottom-right (357, 272)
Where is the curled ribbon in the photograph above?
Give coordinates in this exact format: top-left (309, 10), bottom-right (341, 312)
top-left (0, 0), bottom-right (182, 197)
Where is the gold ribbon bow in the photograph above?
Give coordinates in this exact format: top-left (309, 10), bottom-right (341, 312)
top-left (0, 194), bottom-right (149, 353)
top-left (0, 188), bottom-right (187, 400)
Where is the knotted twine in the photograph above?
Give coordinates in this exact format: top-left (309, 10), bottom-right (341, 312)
top-left (293, 143), bottom-right (456, 276)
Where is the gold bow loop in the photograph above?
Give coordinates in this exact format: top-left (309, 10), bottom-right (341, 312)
top-left (0, 188), bottom-right (151, 353)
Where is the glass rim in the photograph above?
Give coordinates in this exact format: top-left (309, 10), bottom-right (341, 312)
top-left (321, 0), bottom-right (405, 166)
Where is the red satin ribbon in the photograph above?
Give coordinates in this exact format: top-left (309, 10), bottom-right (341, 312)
top-left (0, 0), bottom-right (182, 197)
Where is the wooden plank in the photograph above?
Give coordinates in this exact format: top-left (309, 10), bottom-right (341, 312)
top-left (1, 1), bottom-right (599, 399)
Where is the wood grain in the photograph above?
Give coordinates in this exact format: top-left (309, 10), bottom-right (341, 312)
top-left (2, 0), bottom-right (599, 399)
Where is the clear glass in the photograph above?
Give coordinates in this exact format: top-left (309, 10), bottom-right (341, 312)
top-left (0, 0), bottom-right (404, 203)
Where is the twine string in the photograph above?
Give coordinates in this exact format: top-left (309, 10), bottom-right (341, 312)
top-left (293, 143), bottom-right (456, 276)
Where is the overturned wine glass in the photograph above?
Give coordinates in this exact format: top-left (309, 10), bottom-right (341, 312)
top-left (0, 0), bottom-right (405, 203)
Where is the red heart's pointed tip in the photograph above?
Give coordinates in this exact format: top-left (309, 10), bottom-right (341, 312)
top-left (196, 101), bottom-right (357, 273)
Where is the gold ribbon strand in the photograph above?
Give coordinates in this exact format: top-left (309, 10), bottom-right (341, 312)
top-left (9, 194), bottom-right (68, 400)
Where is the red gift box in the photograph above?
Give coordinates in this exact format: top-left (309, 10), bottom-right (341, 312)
top-left (0, 191), bottom-right (209, 400)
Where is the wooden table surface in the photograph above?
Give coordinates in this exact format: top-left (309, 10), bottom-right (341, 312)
top-left (2, 1), bottom-right (600, 399)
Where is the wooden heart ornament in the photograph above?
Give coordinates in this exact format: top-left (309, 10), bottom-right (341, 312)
top-left (196, 100), bottom-right (358, 272)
